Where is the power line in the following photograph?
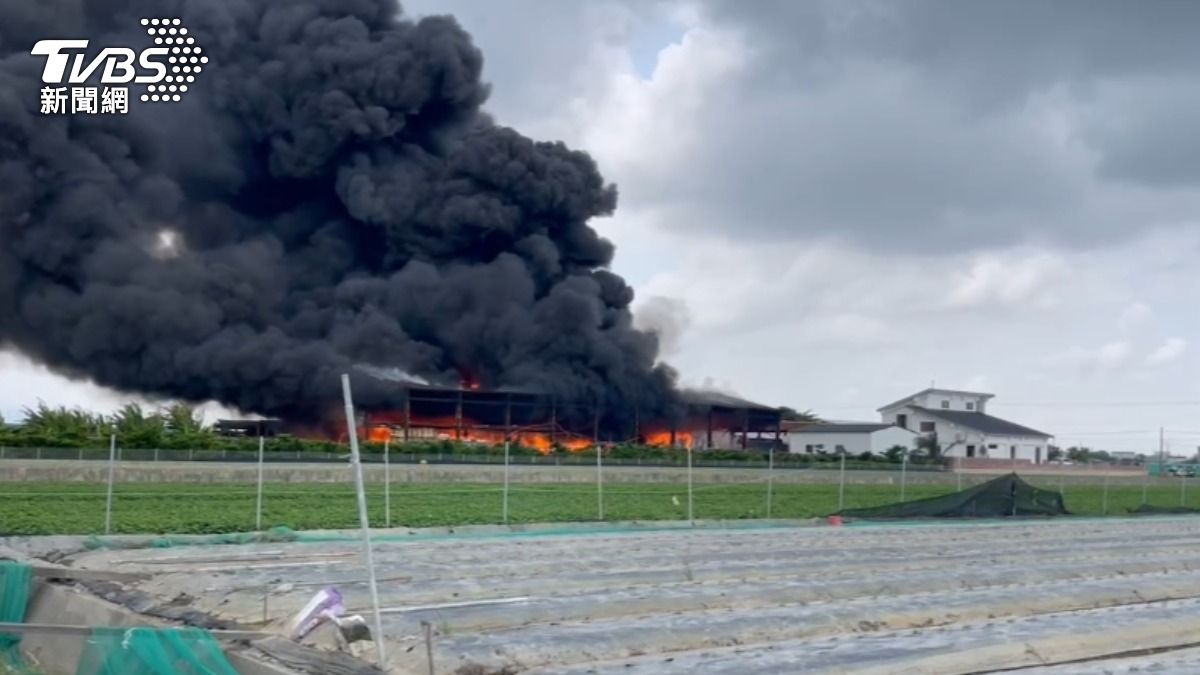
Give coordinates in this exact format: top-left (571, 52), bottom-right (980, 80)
top-left (991, 401), bottom-right (1200, 408)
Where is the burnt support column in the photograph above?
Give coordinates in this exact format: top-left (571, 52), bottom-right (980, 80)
top-left (742, 409), bottom-right (749, 449)
top-left (670, 421), bottom-right (677, 448)
top-left (706, 408), bottom-right (714, 450)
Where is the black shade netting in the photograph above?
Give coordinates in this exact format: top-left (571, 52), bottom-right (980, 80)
top-left (836, 473), bottom-right (1068, 519)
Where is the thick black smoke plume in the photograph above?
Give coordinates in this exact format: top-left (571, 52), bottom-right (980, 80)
top-left (0, 0), bottom-right (679, 427)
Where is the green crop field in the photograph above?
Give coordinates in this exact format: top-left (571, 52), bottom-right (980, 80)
top-left (0, 480), bottom-right (1195, 536)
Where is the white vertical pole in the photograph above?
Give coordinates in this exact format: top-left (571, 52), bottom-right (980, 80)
top-left (502, 440), bottom-right (510, 524)
top-left (687, 446), bottom-right (694, 525)
top-left (255, 435), bottom-right (265, 531)
top-left (838, 452), bottom-right (846, 512)
top-left (596, 446), bottom-right (604, 521)
top-left (104, 433), bottom-right (117, 535)
top-left (900, 450), bottom-right (908, 502)
top-left (341, 374), bottom-right (388, 669)
top-left (1102, 472), bottom-right (1109, 515)
top-left (1181, 472), bottom-right (1187, 507)
top-left (384, 439), bottom-right (391, 529)
top-left (766, 445), bottom-right (774, 519)
top-left (1142, 466), bottom-right (1149, 505)
top-left (956, 455), bottom-right (963, 491)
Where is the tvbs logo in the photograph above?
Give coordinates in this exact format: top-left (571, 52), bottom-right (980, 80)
top-left (33, 18), bottom-right (206, 115)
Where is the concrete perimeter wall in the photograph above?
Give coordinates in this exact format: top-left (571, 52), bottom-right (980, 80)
top-left (0, 459), bottom-right (1152, 486)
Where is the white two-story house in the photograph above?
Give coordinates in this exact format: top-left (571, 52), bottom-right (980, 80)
top-left (877, 388), bottom-right (1052, 464)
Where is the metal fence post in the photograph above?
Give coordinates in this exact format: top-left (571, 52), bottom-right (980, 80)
top-left (104, 433), bottom-right (117, 535)
top-left (1142, 468), bottom-right (1149, 505)
top-left (838, 452), bottom-right (846, 512)
top-left (1102, 472), bottom-right (1109, 515)
top-left (340, 374), bottom-right (388, 669)
top-left (687, 446), bottom-right (694, 525)
top-left (255, 436), bottom-right (265, 531)
top-left (502, 441), bottom-right (510, 524)
top-left (1182, 472), bottom-right (1188, 507)
top-left (596, 446), bottom-right (604, 521)
top-left (760, 446), bottom-right (771, 518)
top-left (956, 456), bottom-right (963, 491)
top-left (384, 439), bottom-right (391, 529)
top-left (900, 451), bottom-right (908, 502)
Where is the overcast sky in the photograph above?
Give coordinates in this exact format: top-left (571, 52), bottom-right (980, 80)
top-left (4, 0), bottom-right (1199, 453)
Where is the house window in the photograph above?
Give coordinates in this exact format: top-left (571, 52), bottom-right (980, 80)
top-left (987, 444), bottom-right (998, 450)
top-left (966, 445), bottom-right (976, 457)
top-left (966, 402), bottom-right (975, 411)
top-left (941, 400), bottom-right (950, 409)
top-left (897, 414), bottom-right (908, 430)
top-left (919, 421), bottom-right (936, 432)
top-left (1010, 446), bottom-right (1016, 459)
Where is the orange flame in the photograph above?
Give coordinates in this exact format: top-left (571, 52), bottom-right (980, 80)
top-left (644, 430), bottom-right (694, 449)
top-left (359, 412), bottom-right (594, 455)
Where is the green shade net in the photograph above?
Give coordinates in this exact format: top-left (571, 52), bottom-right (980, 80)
top-left (84, 526), bottom-right (301, 551)
top-left (836, 472), bottom-right (1069, 519)
top-left (0, 561), bottom-right (33, 672)
top-left (75, 627), bottom-right (238, 675)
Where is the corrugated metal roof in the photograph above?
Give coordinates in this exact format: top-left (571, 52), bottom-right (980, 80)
top-left (787, 423), bottom-right (903, 434)
top-left (680, 389), bottom-right (778, 411)
top-left (911, 406), bottom-right (1050, 438)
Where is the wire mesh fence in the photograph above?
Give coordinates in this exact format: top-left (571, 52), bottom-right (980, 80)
top-left (0, 445), bottom-right (1182, 536)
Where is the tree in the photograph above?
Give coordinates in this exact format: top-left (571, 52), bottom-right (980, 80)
top-left (162, 403), bottom-right (205, 434)
top-left (883, 445), bottom-right (908, 462)
top-left (912, 433), bottom-right (943, 462)
top-left (109, 403), bottom-right (166, 447)
top-left (1047, 446), bottom-right (1062, 461)
top-left (779, 407), bottom-right (822, 423)
top-left (21, 402), bottom-right (109, 445)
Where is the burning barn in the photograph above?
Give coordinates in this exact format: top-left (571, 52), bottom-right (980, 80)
top-left (350, 384), bottom-right (782, 453)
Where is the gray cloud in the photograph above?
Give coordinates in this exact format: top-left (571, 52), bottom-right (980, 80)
top-left (600, 0), bottom-right (1200, 251)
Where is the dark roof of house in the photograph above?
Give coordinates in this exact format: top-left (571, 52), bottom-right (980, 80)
top-left (910, 406), bottom-right (1050, 438)
top-left (877, 387), bottom-right (994, 412)
top-left (787, 423), bottom-right (909, 434)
